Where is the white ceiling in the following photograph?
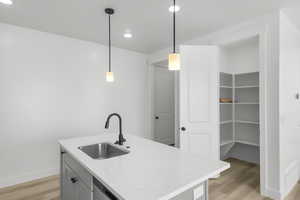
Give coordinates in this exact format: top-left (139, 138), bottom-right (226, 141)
top-left (0, 0), bottom-right (298, 53)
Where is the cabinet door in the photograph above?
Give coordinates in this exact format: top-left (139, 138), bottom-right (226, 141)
top-left (62, 162), bottom-right (92, 200)
top-left (77, 181), bottom-right (92, 200)
top-left (62, 162), bottom-right (77, 200)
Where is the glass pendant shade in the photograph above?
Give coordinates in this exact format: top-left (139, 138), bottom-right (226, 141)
top-left (168, 53), bottom-right (180, 70)
top-left (106, 71), bottom-right (114, 82)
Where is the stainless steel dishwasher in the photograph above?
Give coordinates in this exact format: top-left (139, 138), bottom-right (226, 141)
top-left (93, 178), bottom-right (119, 200)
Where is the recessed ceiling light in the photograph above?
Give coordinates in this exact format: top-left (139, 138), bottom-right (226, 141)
top-left (0, 0), bottom-right (13, 5)
top-left (169, 5), bottom-right (180, 13)
top-left (123, 32), bottom-right (133, 39)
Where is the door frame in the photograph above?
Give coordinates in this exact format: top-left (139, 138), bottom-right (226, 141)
top-left (205, 31), bottom-right (268, 199)
top-left (147, 62), bottom-right (180, 147)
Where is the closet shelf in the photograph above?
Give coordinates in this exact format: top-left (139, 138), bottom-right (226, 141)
top-left (220, 120), bottom-right (233, 125)
top-left (221, 140), bottom-right (259, 147)
top-left (220, 140), bottom-right (234, 146)
top-left (235, 120), bottom-right (259, 125)
top-left (235, 86), bottom-right (259, 89)
top-left (234, 71), bottom-right (259, 75)
top-left (235, 140), bottom-right (259, 147)
top-left (235, 102), bottom-right (259, 105)
top-left (220, 70), bottom-right (260, 162)
top-left (220, 86), bottom-right (233, 88)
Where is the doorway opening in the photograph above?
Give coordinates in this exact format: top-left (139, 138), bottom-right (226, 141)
top-left (152, 62), bottom-right (176, 146)
top-left (218, 35), bottom-right (263, 196)
top-left (219, 36), bottom-right (260, 164)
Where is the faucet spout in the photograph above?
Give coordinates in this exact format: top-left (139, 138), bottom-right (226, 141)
top-left (104, 113), bottom-right (126, 145)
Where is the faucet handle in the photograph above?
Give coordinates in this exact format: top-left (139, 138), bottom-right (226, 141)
top-left (115, 137), bottom-right (126, 145)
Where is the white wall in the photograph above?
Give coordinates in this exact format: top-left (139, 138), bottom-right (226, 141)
top-left (0, 22), bottom-right (148, 188)
top-left (279, 12), bottom-right (300, 197)
top-left (222, 37), bottom-right (259, 74)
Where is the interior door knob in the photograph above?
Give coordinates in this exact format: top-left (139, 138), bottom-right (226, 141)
top-left (181, 127), bottom-right (186, 131)
top-left (70, 177), bottom-right (78, 183)
top-left (155, 116), bottom-right (159, 119)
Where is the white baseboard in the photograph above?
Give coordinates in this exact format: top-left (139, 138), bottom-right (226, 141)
top-left (0, 167), bottom-right (59, 189)
top-left (283, 160), bottom-right (299, 198)
top-left (262, 161), bottom-right (299, 200)
top-left (264, 187), bottom-right (282, 200)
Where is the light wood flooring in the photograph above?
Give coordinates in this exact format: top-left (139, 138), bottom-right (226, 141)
top-left (0, 176), bottom-right (60, 200)
top-left (0, 158), bottom-right (299, 200)
top-left (209, 158), bottom-right (300, 200)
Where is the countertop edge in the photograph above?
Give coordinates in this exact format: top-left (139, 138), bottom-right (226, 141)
top-left (158, 163), bottom-right (230, 200)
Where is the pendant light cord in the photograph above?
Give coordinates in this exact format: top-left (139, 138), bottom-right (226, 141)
top-left (108, 14), bottom-right (112, 72)
top-left (173, 0), bottom-right (176, 53)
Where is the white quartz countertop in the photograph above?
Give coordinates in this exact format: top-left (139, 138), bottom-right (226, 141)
top-left (59, 134), bottom-right (230, 200)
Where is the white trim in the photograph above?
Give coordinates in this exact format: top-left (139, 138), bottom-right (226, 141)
top-left (0, 167), bottom-right (59, 188)
top-left (264, 187), bottom-right (283, 200)
top-left (283, 160), bottom-right (299, 198)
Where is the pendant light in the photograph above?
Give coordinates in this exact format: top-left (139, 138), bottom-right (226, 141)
top-left (105, 8), bottom-right (115, 82)
top-left (168, 0), bottom-right (180, 71)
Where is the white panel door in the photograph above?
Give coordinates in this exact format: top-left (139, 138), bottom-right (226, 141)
top-left (180, 45), bottom-right (219, 160)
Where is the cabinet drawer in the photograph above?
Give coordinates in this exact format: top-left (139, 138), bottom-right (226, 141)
top-left (63, 153), bottom-right (92, 189)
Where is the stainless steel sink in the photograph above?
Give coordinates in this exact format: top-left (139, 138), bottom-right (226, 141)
top-left (78, 143), bottom-right (129, 160)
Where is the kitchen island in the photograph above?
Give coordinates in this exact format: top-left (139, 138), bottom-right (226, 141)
top-left (59, 134), bottom-right (230, 200)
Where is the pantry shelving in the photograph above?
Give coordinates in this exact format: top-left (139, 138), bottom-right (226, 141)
top-left (220, 72), bottom-right (260, 161)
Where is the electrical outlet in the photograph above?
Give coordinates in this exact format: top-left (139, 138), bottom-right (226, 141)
top-left (193, 185), bottom-right (204, 200)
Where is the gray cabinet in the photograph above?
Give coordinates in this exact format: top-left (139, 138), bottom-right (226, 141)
top-left (61, 153), bottom-right (92, 200)
top-left (62, 162), bottom-right (77, 200)
top-left (61, 149), bottom-right (119, 200)
top-left (77, 180), bottom-right (92, 200)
